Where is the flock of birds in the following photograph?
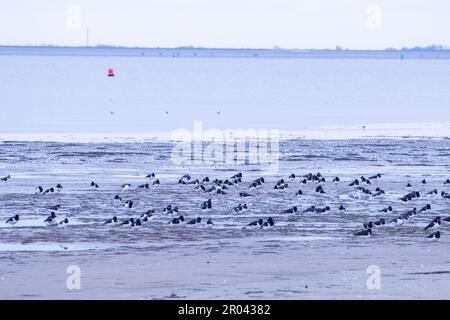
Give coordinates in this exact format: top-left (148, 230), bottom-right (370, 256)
top-left (2, 172), bottom-right (450, 240)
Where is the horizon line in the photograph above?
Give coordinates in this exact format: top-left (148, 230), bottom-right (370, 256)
top-left (1, 44), bottom-right (450, 52)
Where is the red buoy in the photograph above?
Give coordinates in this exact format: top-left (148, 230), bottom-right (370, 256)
top-left (107, 68), bottom-right (115, 77)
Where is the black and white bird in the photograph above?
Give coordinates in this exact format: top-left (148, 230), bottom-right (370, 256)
top-left (142, 211), bottom-right (154, 223)
top-left (195, 185), bottom-right (206, 192)
top-left (315, 185), bottom-right (326, 194)
top-left (261, 217), bottom-right (275, 229)
top-left (233, 203), bottom-right (248, 212)
top-left (281, 206), bottom-right (297, 214)
top-left (44, 212), bottom-right (58, 226)
top-left (141, 209), bottom-right (155, 218)
top-left (426, 231), bottom-right (440, 240)
top-left (303, 206), bottom-right (316, 213)
top-left (379, 206), bottom-right (393, 213)
top-left (273, 178), bottom-right (288, 190)
top-left (137, 183), bottom-right (149, 189)
top-left (0, 175), bottom-right (11, 182)
top-left (186, 179), bottom-right (199, 185)
top-left (216, 189), bottom-right (226, 195)
top-left (248, 218), bottom-right (263, 227)
top-left (405, 208), bottom-right (417, 216)
top-left (201, 199), bottom-right (212, 210)
top-left (315, 206), bottom-right (330, 213)
top-left (231, 173), bottom-right (242, 180)
top-left (59, 218), bottom-right (69, 225)
top-left (186, 217), bottom-right (202, 225)
top-left (163, 205), bottom-right (173, 214)
top-left (47, 204), bottom-right (61, 211)
top-left (163, 205), bottom-right (179, 214)
top-left (91, 181), bottom-right (99, 190)
top-left (56, 184), bottom-right (63, 192)
top-left (400, 211), bottom-right (414, 220)
top-left (124, 200), bottom-right (134, 209)
top-left (43, 187), bottom-right (54, 194)
top-left (121, 184), bottom-right (131, 191)
top-left (400, 191), bottom-right (420, 202)
top-left (274, 183), bottom-right (289, 190)
top-left (248, 178), bottom-right (262, 189)
top-left (424, 217), bottom-right (441, 231)
top-left (35, 186), bottom-right (44, 194)
top-left (356, 187), bottom-right (372, 195)
top-left (354, 229), bottom-right (372, 237)
top-left (349, 179), bottom-right (360, 187)
top-left (145, 173), bottom-right (155, 178)
top-left (169, 216), bottom-right (184, 224)
top-left (141, 209), bottom-right (155, 222)
top-left (361, 176), bottom-right (371, 184)
top-left (121, 218), bottom-right (135, 226)
top-left (363, 221), bottom-right (373, 229)
top-left (372, 187), bottom-right (385, 196)
top-left (369, 173), bottom-right (382, 180)
top-left (5, 214), bottom-right (19, 225)
top-left (204, 186), bottom-right (216, 193)
top-left (390, 217), bottom-right (405, 227)
top-left (419, 204), bottom-right (431, 213)
top-left (104, 216), bottom-right (118, 224)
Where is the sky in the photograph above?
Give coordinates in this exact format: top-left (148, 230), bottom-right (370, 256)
top-left (0, 0), bottom-right (449, 49)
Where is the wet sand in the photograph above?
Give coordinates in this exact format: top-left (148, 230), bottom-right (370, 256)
top-left (2, 237), bottom-right (450, 300)
top-left (1, 139), bottom-right (450, 299)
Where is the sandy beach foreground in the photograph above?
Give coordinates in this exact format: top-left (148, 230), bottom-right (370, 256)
top-left (2, 237), bottom-right (449, 300)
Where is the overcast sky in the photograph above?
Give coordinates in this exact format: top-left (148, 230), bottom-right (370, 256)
top-left (0, 0), bottom-right (448, 49)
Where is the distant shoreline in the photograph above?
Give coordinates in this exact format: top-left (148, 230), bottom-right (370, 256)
top-left (1, 123), bottom-right (449, 143)
top-left (1, 45), bottom-right (450, 59)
